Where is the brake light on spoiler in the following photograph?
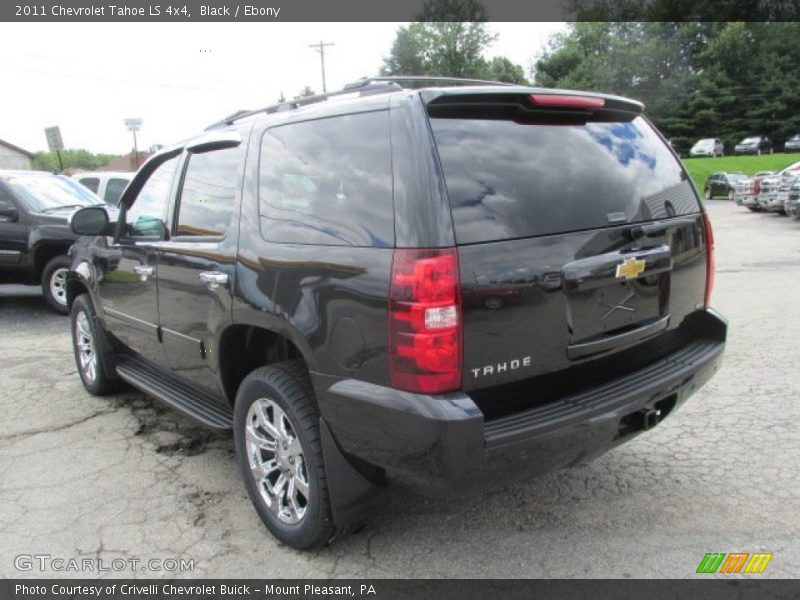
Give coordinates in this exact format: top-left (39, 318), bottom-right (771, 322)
top-left (529, 94), bottom-right (606, 109)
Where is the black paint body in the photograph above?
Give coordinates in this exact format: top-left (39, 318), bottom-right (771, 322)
top-left (66, 86), bottom-right (727, 487)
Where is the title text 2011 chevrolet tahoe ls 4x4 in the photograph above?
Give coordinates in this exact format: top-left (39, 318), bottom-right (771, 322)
top-left (66, 78), bottom-right (726, 550)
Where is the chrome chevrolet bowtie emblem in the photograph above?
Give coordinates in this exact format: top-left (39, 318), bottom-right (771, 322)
top-left (616, 257), bottom-right (646, 280)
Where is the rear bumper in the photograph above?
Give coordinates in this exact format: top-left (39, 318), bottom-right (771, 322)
top-left (315, 309), bottom-right (727, 481)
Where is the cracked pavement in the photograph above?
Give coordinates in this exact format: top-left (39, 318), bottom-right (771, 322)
top-left (1, 201), bottom-right (798, 579)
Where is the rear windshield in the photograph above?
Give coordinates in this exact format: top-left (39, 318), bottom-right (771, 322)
top-left (430, 116), bottom-right (700, 244)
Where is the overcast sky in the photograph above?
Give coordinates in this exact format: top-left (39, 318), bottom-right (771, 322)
top-left (0, 22), bottom-right (565, 155)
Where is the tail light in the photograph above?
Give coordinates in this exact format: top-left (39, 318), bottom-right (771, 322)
top-left (389, 248), bottom-right (462, 394)
top-left (702, 212), bottom-right (715, 308)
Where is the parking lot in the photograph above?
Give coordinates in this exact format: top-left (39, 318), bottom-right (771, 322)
top-left (0, 200), bottom-right (798, 579)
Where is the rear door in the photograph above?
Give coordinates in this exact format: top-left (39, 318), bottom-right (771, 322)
top-left (425, 91), bottom-right (708, 394)
top-left (157, 141), bottom-right (243, 394)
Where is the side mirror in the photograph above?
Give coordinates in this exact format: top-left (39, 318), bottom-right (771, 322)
top-left (0, 200), bottom-right (18, 222)
top-left (70, 206), bottom-right (114, 236)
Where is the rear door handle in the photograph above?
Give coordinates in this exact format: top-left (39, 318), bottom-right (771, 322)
top-left (133, 265), bottom-right (154, 281)
top-left (199, 271), bottom-right (228, 290)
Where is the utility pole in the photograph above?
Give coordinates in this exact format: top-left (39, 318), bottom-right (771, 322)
top-left (309, 40), bottom-right (335, 93)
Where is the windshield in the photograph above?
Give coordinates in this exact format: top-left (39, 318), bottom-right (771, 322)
top-left (727, 173), bottom-right (747, 181)
top-left (6, 175), bottom-right (103, 212)
top-left (741, 137), bottom-right (760, 144)
top-left (694, 139), bottom-right (714, 148)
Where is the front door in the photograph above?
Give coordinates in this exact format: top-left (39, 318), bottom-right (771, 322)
top-left (0, 186), bottom-right (27, 279)
top-left (100, 156), bottom-right (180, 363)
top-left (157, 145), bottom-right (241, 394)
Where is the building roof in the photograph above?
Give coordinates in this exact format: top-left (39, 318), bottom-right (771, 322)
top-left (94, 152), bottom-right (151, 172)
top-left (0, 139), bottom-right (35, 159)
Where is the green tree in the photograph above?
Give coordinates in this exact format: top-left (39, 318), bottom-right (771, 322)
top-left (31, 149), bottom-right (119, 172)
top-left (381, 0), bottom-right (527, 84)
top-left (533, 22), bottom-right (800, 150)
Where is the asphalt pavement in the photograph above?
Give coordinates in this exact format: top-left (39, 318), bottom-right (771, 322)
top-left (1, 200), bottom-right (798, 578)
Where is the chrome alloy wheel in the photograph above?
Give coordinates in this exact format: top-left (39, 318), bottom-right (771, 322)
top-left (50, 267), bottom-right (68, 306)
top-left (75, 310), bottom-right (97, 383)
top-left (245, 398), bottom-right (309, 524)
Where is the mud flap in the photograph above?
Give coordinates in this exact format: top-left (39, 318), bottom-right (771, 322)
top-left (319, 418), bottom-right (386, 529)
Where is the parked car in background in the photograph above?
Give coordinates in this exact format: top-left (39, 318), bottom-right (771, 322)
top-left (72, 171), bottom-right (133, 207)
top-left (734, 135), bottom-right (773, 156)
top-left (776, 173), bottom-right (800, 216)
top-left (704, 172), bottom-right (747, 200)
top-left (735, 171), bottom-right (774, 210)
top-left (690, 138), bottom-right (724, 157)
top-left (757, 161), bottom-right (800, 213)
top-left (0, 170), bottom-right (104, 313)
top-left (784, 180), bottom-right (800, 218)
top-left (783, 134), bottom-right (800, 153)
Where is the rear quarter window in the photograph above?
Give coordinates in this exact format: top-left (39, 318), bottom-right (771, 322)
top-left (258, 110), bottom-right (394, 247)
top-left (430, 116), bottom-right (700, 244)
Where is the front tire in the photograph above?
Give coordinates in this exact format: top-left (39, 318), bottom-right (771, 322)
top-left (705, 188), bottom-right (712, 200)
top-left (234, 361), bottom-right (334, 550)
top-left (41, 255), bottom-right (71, 314)
top-left (70, 294), bottom-right (121, 395)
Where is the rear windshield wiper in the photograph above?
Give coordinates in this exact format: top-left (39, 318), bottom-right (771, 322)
top-left (626, 217), bottom-right (699, 240)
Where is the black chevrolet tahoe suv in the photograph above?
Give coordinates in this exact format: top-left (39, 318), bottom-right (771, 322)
top-left (0, 170), bottom-right (104, 313)
top-left (66, 78), bottom-right (727, 550)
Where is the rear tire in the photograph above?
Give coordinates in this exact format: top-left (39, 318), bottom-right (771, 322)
top-left (41, 255), bottom-right (71, 314)
top-left (70, 294), bottom-right (121, 395)
top-left (234, 360), bottom-right (335, 550)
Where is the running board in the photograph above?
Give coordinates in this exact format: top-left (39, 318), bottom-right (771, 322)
top-left (116, 357), bottom-right (233, 429)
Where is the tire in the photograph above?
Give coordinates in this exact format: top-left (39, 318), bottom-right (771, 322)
top-left (757, 149), bottom-right (762, 156)
top-left (728, 190), bottom-right (735, 201)
top-left (705, 188), bottom-right (712, 200)
top-left (70, 294), bottom-right (121, 395)
top-left (41, 255), bottom-right (71, 314)
top-left (747, 206), bottom-right (760, 212)
top-left (234, 360), bottom-right (335, 550)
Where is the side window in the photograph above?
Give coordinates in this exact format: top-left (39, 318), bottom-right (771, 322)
top-left (258, 111), bottom-right (394, 247)
top-left (78, 177), bottom-right (100, 193)
top-left (124, 157), bottom-right (178, 239)
top-left (104, 178), bottom-right (129, 206)
top-left (174, 147), bottom-right (240, 238)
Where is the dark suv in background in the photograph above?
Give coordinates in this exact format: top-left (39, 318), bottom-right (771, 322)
top-left (734, 135), bottom-right (773, 155)
top-left (0, 170), bottom-right (104, 312)
top-left (66, 77), bottom-right (727, 550)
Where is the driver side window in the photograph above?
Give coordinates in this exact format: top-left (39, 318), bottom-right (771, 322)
top-left (124, 157), bottom-right (178, 238)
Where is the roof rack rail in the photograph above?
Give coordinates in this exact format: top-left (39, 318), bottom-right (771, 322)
top-left (205, 75), bottom-right (512, 130)
top-left (353, 75), bottom-right (514, 88)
